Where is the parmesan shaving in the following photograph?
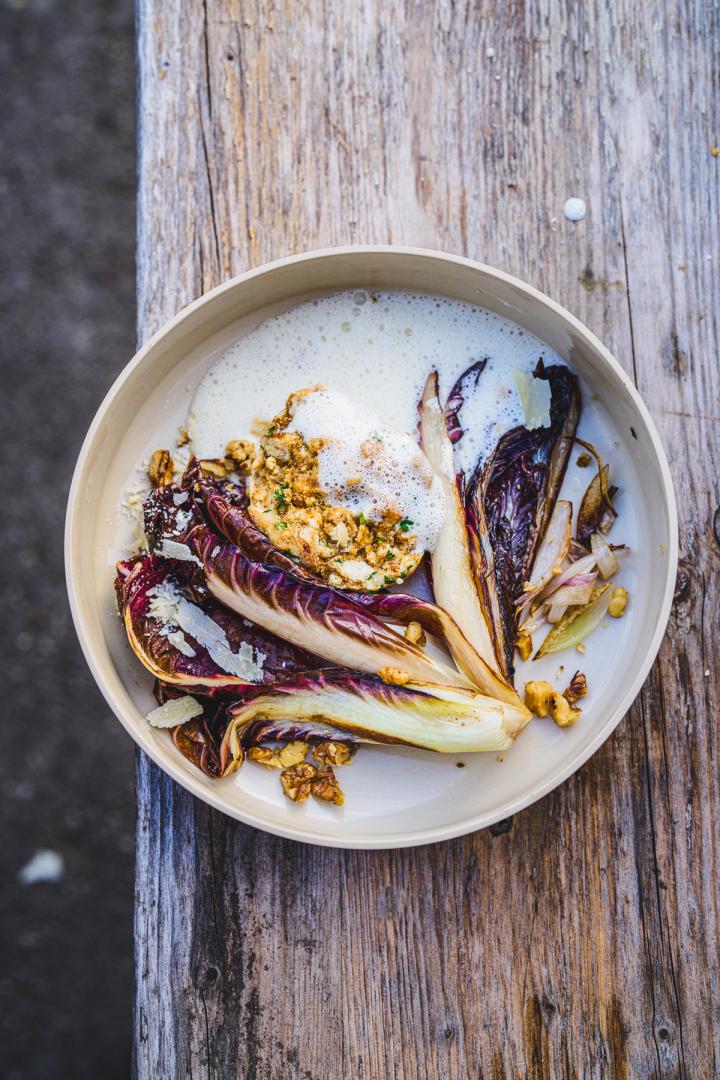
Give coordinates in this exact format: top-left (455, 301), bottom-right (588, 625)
top-left (146, 696), bottom-right (204, 729)
top-left (148, 580), bottom-right (266, 680)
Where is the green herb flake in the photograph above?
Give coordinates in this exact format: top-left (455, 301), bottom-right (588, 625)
top-left (384, 575), bottom-right (396, 585)
top-left (274, 522), bottom-right (288, 531)
top-left (384, 550), bottom-right (396, 563)
top-left (397, 518), bottom-right (414, 533)
top-left (274, 484), bottom-right (289, 512)
top-left (358, 512), bottom-right (368, 525)
top-left (371, 433), bottom-right (384, 443)
top-left (266, 425), bottom-right (276, 436)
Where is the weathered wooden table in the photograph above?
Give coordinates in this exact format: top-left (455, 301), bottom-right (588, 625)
top-left (134, 2), bottom-right (718, 1075)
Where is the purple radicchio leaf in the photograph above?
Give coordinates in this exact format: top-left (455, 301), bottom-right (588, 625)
top-left (219, 669), bottom-right (532, 776)
top-left (202, 485), bottom-right (514, 697)
top-left (188, 524), bottom-right (473, 689)
top-left (463, 360), bottom-right (581, 676)
top-left (444, 359), bottom-right (488, 447)
top-left (418, 371), bottom-right (522, 706)
top-left (115, 553), bottom-right (327, 698)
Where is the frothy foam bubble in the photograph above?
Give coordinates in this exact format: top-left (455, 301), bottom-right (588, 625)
top-left (289, 386), bottom-right (445, 551)
top-left (188, 289), bottom-right (568, 482)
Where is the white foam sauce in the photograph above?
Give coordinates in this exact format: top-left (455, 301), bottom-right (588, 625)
top-left (188, 289), bottom-right (568, 486)
top-left (288, 385), bottom-right (445, 551)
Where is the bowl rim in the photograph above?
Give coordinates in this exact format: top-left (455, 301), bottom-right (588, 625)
top-left (65, 244), bottom-right (678, 849)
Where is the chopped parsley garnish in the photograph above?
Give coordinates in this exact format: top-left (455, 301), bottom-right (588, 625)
top-left (266, 425), bottom-right (276, 436)
top-left (384, 549), bottom-right (396, 563)
top-left (384, 575), bottom-right (395, 585)
top-left (274, 484), bottom-right (289, 512)
top-left (371, 432), bottom-right (383, 443)
top-left (358, 511), bottom-right (368, 525)
top-left (274, 522), bottom-right (288, 531)
top-left (397, 518), bottom-right (414, 533)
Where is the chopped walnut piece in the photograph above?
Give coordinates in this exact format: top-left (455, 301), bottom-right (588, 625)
top-left (576, 452), bottom-right (592, 467)
top-left (516, 629), bottom-right (533, 661)
top-left (563, 670), bottom-right (588, 705)
top-left (608, 586), bottom-right (628, 618)
top-left (277, 741), bottom-right (309, 768)
top-left (329, 521), bottom-right (351, 548)
top-left (404, 621), bottom-right (426, 647)
top-left (225, 439), bottom-right (256, 474)
top-left (148, 449), bottom-right (174, 488)
top-left (247, 746), bottom-right (282, 769)
top-left (313, 741), bottom-right (352, 767)
top-left (524, 680), bottom-right (554, 718)
top-left (378, 666), bottom-right (411, 686)
top-left (311, 768), bottom-right (345, 806)
top-left (280, 761), bottom-right (318, 802)
top-left (360, 439), bottom-right (381, 460)
top-left (199, 458), bottom-right (229, 479)
top-left (549, 691), bottom-right (581, 728)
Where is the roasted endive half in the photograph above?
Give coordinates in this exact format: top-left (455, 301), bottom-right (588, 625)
top-left (115, 554), bottom-right (324, 696)
top-left (188, 523), bottom-right (475, 690)
top-left (418, 372), bottom-right (522, 707)
top-left (449, 360), bottom-right (581, 677)
top-left (202, 484), bottom-right (521, 698)
top-left (219, 670), bottom-right (532, 776)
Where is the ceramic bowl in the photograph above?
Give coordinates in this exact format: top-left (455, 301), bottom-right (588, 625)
top-left (65, 246), bottom-right (677, 848)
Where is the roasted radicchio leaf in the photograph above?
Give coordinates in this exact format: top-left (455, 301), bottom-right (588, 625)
top-left (188, 524), bottom-right (473, 689)
top-left (462, 360), bottom-right (581, 676)
top-left (418, 372), bottom-right (522, 706)
top-left (115, 554), bottom-right (325, 697)
top-left (444, 359), bottom-right (488, 447)
top-left (202, 484), bottom-right (517, 697)
top-left (219, 670), bottom-right (532, 776)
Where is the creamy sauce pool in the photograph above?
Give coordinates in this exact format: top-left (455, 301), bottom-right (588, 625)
top-left (188, 289), bottom-right (569, 481)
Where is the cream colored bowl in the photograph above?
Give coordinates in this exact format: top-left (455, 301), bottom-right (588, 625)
top-left (65, 246), bottom-right (677, 849)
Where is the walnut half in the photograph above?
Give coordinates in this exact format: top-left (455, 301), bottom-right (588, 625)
top-left (311, 768), bottom-right (345, 806)
top-left (378, 666), bottom-right (411, 686)
top-left (225, 438), bottom-right (256, 474)
top-left (247, 746), bottom-right (283, 769)
top-left (404, 621), bottom-right (426, 647)
top-left (563, 671), bottom-right (588, 705)
top-left (280, 762), bottom-right (318, 802)
top-left (148, 449), bottom-right (174, 488)
top-left (549, 692), bottom-right (581, 728)
top-left (313, 741), bottom-right (352, 767)
top-left (515, 629), bottom-right (533, 661)
top-left (277, 741), bottom-right (309, 768)
top-left (524, 680), bottom-right (554, 718)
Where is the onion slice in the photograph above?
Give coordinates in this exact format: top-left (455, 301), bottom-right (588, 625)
top-left (534, 583), bottom-right (613, 658)
top-left (590, 532), bottom-right (619, 579)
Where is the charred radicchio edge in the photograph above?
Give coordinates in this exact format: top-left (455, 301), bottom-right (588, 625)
top-left (459, 360), bottom-right (581, 677)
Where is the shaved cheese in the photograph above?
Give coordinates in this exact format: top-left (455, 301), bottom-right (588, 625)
top-left (514, 370), bottom-right (552, 430)
top-left (148, 580), bottom-right (266, 680)
top-left (156, 539), bottom-right (202, 566)
top-left (166, 630), bottom-right (196, 657)
top-left (146, 696), bottom-right (204, 728)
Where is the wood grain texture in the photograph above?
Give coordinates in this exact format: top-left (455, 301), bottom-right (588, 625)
top-left (135, 1), bottom-right (719, 1076)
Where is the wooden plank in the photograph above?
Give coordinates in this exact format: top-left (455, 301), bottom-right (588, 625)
top-left (134, 0), bottom-right (720, 1075)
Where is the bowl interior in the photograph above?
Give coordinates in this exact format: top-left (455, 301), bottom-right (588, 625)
top-left (66, 249), bottom-right (676, 847)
